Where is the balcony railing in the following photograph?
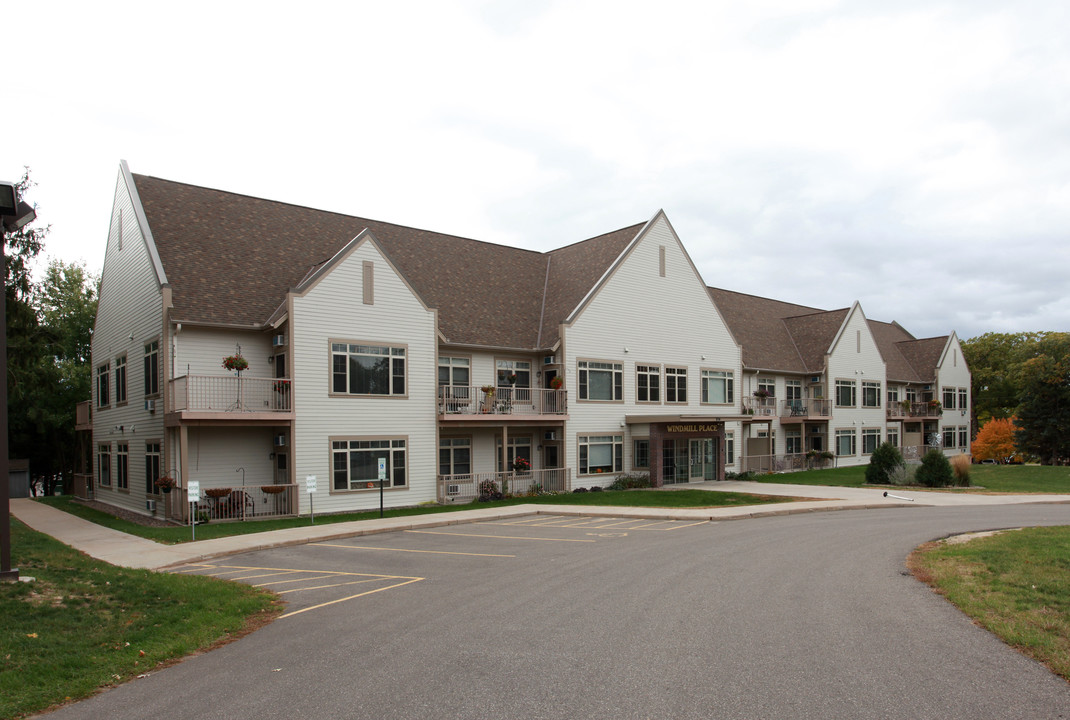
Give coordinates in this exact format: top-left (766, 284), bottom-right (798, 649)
top-left (76, 400), bottom-right (92, 430)
top-left (170, 375), bottom-right (293, 413)
top-left (437, 467), bottom-right (572, 502)
top-left (166, 484), bottom-right (299, 523)
top-left (886, 401), bottom-right (943, 418)
top-left (741, 453), bottom-right (834, 473)
top-left (741, 396), bottom-right (778, 416)
top-left (778, 398), bottom-right (831, 418)
top-left (438, 386), bottom-right (568, 416)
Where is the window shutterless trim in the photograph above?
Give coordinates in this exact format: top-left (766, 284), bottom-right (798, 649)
top-left (577, 358), bottom-right (624, 403)
top-left (635, 363), bottom-right (662, 404)
top-left (328, 434), bottom-right (409, 493)
top-left (700, 368), bottom-right (735, 405)
top-left (327, 339), bottom-right (409, 398)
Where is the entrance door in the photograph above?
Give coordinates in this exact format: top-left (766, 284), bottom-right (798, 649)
top-left (689, 439), bottom-right (716, 482)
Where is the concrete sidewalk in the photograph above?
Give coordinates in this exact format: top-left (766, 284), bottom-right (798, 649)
top-left (10, 483), bottom-right (1069, 571)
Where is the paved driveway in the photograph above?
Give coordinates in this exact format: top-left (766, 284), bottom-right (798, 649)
top-left (40, 504), bottom-right (1070, 720)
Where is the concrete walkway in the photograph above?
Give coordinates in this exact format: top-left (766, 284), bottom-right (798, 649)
top-left (10, 483), bottom-right (1070, 571)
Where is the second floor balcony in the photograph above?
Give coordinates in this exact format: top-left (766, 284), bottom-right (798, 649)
top-left (743, 397), bottom-right (831, 420)
top-left (168, 375), bottom-right (294, 422)
top-left (887, 400), bottom-right (943, 419)
top-left (438, 385), bottom-right (568, 419)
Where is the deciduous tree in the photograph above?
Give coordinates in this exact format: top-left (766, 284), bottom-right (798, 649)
top-left (971, 417), bottom-right (1018, 462)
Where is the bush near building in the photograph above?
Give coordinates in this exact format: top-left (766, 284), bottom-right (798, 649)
top-left (865, 442), bottom-right (905, 485)
top-left (916, 449), bottom-right (954, 487)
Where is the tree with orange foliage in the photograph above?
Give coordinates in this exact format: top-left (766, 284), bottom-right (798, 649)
top-left (971, 417), bottom-right (1018, 463)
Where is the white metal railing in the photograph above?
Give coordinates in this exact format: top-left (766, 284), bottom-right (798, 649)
top-left (437, 467), bottom-right (572, 502)
top-left (742, 397), bottom-right (777, 416)
top-left (438, 386), bottom-right (568, 416)
top-left (167, 484), bottom-right (299, 522)
top-left (741, 453), bottom-right (831, 473)
top-left (170, 375), bottom-right (292, 413)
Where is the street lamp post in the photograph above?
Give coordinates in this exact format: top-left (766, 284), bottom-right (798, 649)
top-left (0, 181), bottom-right (37, 582)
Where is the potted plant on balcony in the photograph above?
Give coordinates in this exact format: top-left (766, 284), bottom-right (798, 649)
top-left (550, 376), bottom-right (563, 390)
top-left (481, 384), bottom-right (495, 412)
top-left (222, 354), bottom-right (249, 373)
top-left (154, 475), bottom-right (176, 494)
top-left (753, 388), bottom-right (771, 399)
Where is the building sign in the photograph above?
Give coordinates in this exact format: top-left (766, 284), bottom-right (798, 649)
top-left (665, 424), bottom-right (721, 434)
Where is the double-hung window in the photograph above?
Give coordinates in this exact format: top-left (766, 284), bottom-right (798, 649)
top-left (665, 367), bottom-right (687, 403)
top-left (144, 341), bottom-right (159, 396)
top-left (862, 381), bottom-right (881, 408)
top-left (97, 364), bottom-right (110, 408)
top-left (942, 387), bottom-right (956, 410)
top-left (636, 365), bottom-right (660, 403)
top-left (578, 361), bottom-right (622, 401)
top-left (438, 357), bottom-right (470, 388)
top-left (116, 443), bottom-right (129, 490)
top-left (578, 434), bottom-right (623, 475)
top-left (145, 442), bottom-right (161, 494)
top-left (786, 430), bottom-right (802, 455)
top-left (114, 356), bottom-right (127, 405)
top-left (701, 370), bottom-right (733, 404)
top-left (835, 380), bottom-right (856, 408)
top-left (862, 428), bottom-right (881, 454)
top-left (98, 444), bottom-right (111, 486)
top-left (633, 439), bottom-right (650, 469)
top-left (439, 438), bottom-right (471, 477)
top-left (835, 429), bottom-right (856, 456)
top-left (958, 426), bottom-right (969, 448)
top-left (331, 343), bottom-right (406, 396)
top-left (943, 428), bottom-right (956, 448)
top-left (331, 438), bottom-right (407, 490)
top-left (958, 388), bottom-right (967, 412)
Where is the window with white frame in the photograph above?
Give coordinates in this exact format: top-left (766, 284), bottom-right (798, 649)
top-left (862, 381), bottom-right (881, 408)
top-left (114, 356), bottom-right (127, 405)
top-left (633, 439), bottom-right (650, 469)
top-left (942, 387), bottom-right (956, 410)
top-left (636, 365), bottom-right (661, 403)
top-left (941, 428), bottom-right (955, 448)
top-left (862, 428), bottom-right (881, 454)
top-left (331, 343), bottom-right (406, 396)
top-left (497, 359), bottom-right (531, 389)
top-left (97, 364), bottom-right (110, 408)
top-left (98, 444), bottom-right (111, 486)
top-left (145, 442), bottom-right (161, 494)
top-left (887, 428), bottom-right (899, 447)
top-left (785, 379), bottom-right (802, 401)
top-left (578, 360), bottom-right (622, 401)
top-left (887, 386), bottom-right (899, 405)
top-left (116, 442), bottom-right (129, 490)
top-left (757, 379), bottom-right (775, 397)
top-left (438, 356), bottom-right (470, 387)
top-left (665, 367), bottom-right (687, 403)
top-left (439, 437), bottom-right (471, 477)
top-left (579, 434), bottom-right (623, 475)
top-left (496, 436), bottom-right (533, 472)
top-left (958, 426), bottom-right (969, 448)
top-left (835, 429), bottom-right (856, 456)
top-left (701, 370), bottom-right (733, 404)
top-left (786, 430), bottom-right (802, 455)
top-left (835, 380), bottom-right (856, 408)
top-left (331, 438), bottom-right (407, 490)
top-left (958, 388), bottom-right (967, 411)
top-left (144, 341), bottom-right (159, 396)
top-left (726, 432), bottom-right (734, 465)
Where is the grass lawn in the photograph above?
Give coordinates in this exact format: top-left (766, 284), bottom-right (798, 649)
top-left (0, 519), bottom-right (280, 719)
top-left (37, 488), bottom-right (792, 544)
top-left (752, 463), bottom-right (1070, 493)
top-left (909, 526), bottom-right (1070, 682)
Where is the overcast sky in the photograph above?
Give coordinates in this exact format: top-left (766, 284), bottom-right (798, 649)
top-left (6, 0), bottom-right (1068, 341)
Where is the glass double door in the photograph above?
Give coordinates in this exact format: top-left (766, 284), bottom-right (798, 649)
top-left (665, 438), bottom-right (717, 483)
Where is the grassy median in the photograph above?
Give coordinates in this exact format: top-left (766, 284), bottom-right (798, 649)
top-left (754, 463), bottom-right (1070, 493)
top-left (909, 525), bottom-right (1070, 682)
top-left (0, 519), bottom-right (281, 719)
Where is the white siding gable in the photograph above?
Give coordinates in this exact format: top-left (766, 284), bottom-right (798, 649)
top-left (291, 233), bottom-right (438, 513)
top-left (826, 303), bottom-right (887, 462)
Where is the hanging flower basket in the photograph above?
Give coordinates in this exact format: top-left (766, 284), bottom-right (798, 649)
top-left (260, 485), bottom-right (286, 494)
top-left (204, 487), bottom-right (233, 499)
top-left (155, 476), bottom-right (176, 493)
top-left (222, 354), bottom-right (249, 372)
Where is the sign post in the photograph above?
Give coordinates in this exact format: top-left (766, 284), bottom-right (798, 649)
top-left (306, 475), bottom-right (317, 524)
top-left (188, 481), bottom-right (201, 541)
top-left (378, 458), bottom-right (387, 518)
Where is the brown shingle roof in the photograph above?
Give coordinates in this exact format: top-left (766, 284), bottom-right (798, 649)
top-left (132, 173), bottom-right (639, 350)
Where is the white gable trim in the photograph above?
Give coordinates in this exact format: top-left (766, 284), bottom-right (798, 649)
top-left (120, 160), bottom-right (168, 287)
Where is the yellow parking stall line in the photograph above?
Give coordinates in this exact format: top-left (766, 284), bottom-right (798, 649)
top-left (492, 516), bottom-right (549, 526)
top-left (222, 570), bottom-right (312, 581)
top-left (575, 518), bottom-right (644, 529)
top-left (279, 577), bottom-right (424, 619)
top-left (313, 542), bottom-right (515, 558)
top-left (201, 563), bottom-right (367, 576)
top-left (250, 573), bottom-right (341, 587)
top-left (663, 520), bottom-right (710, 531)
top-left (274, 577), bottom-right (387, 594)
top-left (624, 520), bottom-right (681, 529)
top-left (407, 530), bottom-right (595, 543)
top-left (523, 517), bottom-right (586, 527)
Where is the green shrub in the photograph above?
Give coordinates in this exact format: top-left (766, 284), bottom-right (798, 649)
top-left (607, 472), bottom-right (652, 490)
top-left (915, 449), bottom-right (954, 487)
top-left (865, 442), bottom-right (904, 485)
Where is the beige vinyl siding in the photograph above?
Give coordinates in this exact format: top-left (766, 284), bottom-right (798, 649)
top-left (563, 214), bottom-right (741, 484)
top-left (92, 170), bottom-right (166, 514)
top-left (292, 238), bottom-right (437, 514)
top-left (182, 427), bottom-right (275, 489)
top-left (936, 334), bottom-right (972, 456)
top-left (173, 327), bottom-right (272, 379)
top-left (824, 304), bottom-right (887, 467)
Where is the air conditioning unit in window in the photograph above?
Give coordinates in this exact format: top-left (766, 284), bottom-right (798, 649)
top-left (544, 431), bottom-right (557, 441)
top-left (446, 484), bottom-right (461, 496)
top-left (810, 376), bottom-right (821, 383)
top-left (923, 384), bottom-right (932, 391)
top-left (144, 399), bottom-right (156, 413)
top-left (543, 355), bottom-right (556, 365)
top-left (146, 500), bottom-right (156, 512)
top-left (274, 434), bottom-right (287, 447)
top-left (272, 334), bottom-right (288, 347)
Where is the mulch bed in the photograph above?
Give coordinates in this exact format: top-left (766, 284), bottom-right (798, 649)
top-left (72, 498), bottom-right (177, 528)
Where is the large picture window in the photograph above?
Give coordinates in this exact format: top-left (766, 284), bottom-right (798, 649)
top-left (438, 356), bottom-right (470, 387)
top-left (578, 361), bottom-right (622, 401)
top-left (331, 438), bottom-right (407, 491)
top-left (701, 370), bottom-right (734, 404)
top-left (835, 380), bottom-right (856, 408)
top-left (665, 367), bottom-right (687, 403)
top-left (636, 365), bottom-right (661, 403)
top-left (578, 434), bottom-right (623, 475)
top-left (331, 343), bottom-right (406, 396)
top-left (835, 429), bottom-right (856, 456)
